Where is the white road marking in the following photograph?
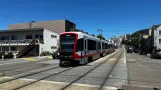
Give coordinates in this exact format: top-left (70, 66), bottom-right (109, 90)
top-left (10, 78), bottom-right (118, 89)
top-left (0, 61), bottom-right (29, 66)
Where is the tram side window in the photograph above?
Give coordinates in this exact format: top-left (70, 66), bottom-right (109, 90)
top-left (99, 42), bottom-right (101, 49)
top-left (102, 42), bottom-right (105, 49)
top-left (105, 43), bottom-right (106, 49)
top-left (107, 44), bottom-right (110, 49)
top-left (97, 42), bottom-right (99, 50)
top-left (88, 40), bottom-right (96, 50)
top-left (76, 38), bottom-right (84, 51)
top-left (105, 43), bottom-right (108, 49)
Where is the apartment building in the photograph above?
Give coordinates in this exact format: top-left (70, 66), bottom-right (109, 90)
top-left (8, 19), bottom-right (76, 34)
top-left (0, 28), bottom-right (59, 58)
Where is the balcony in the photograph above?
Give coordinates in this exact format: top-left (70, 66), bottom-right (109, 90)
top-left (0, 39), bottom-right (44, 44)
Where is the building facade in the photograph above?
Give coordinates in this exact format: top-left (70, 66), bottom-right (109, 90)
top-left (8, 19), bottom-right (76, 34)
top-left (153, 25), bottom-right (161, 49)
top-left (0, 28), bottom-right (59, 57)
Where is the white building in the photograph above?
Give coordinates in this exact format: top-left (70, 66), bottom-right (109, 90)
top-left (0, 28), bottom-right (59, 58)
top-left (153, 25), bottom-right (161, 49)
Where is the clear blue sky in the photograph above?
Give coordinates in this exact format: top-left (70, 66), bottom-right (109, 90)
top-left (0, 0), bottom-right (161, 39)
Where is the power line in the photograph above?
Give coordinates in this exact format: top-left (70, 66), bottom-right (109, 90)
top-left (55, 0), bottom-right (84, 21)
top-left (97, 0), bottom-right (109, 17)
top-left (55, 0), bottom-right (61, 4)
top-left (0, 13), bottom-right (25, 23)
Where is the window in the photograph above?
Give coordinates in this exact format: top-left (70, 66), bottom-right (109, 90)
top-left (26, 35), bottom-right (32, 39)
top-left (2, 47), bottom-right (5, 52)
top-left (99, 42), bottom-right (101, 49)
top-left (159, 39), bottom-right (161, 44)
top-left (2, 46), bottom-right (9, 51)
top-left (88, 39), bottom-right (96, 50)
top-left (159, 30), bottom-right (161, 35)
top-left (60, 34), bottom-right (76, 52)
top-left (1, 36), bottom-right (5, 40)
top-left (85, 40), bottom-right (86, 49)
top-left (105, 43), bottom-right (107, 49)
top-left (102, 42), bottom-right (105, 49)
top-left (51, 46), bottom-right (57, 49)
top-left (40, 35), bottom-right (43, 39)
top-left (51, 35), bottom-right (57, 38)
top-left (11, 36), bottom-right (17, 40)
top-left (76, 38), bottom-right (84, 51)
top-left (5, 36), bottom-right (9, 40)
top-left (11, 46), bottom-right (17, 51)
top-left (35, 35), bottom-right (39, 39)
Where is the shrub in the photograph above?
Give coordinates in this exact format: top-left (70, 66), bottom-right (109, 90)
top-left (3, 52), bottom-right (14, 59)
top-left (40, 51), bottom-right (51, 56)
top-left (4, 54), bottom-right (8, 59)
top-left (0, 52), bottom-right (5, 59)
top-left (7, 52), bottom-right (14, 59)
top-left (0, 53), bottom-right (2, 59)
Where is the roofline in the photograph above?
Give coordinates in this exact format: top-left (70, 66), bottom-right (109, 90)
top-left (8, 19), bottom-right (75, 26)
top-left (60, 32), bottom-right (101, 40)
top-left (0, 28), bottom-right (44, 33)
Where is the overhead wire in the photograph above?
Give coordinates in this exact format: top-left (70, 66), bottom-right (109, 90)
top-left (0, 13), bottom-right (25, 23)
top-left (54, 0), bottom-right (83, 23)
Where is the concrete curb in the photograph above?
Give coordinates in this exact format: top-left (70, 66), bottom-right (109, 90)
top-left (124, 46), bottom-right (127, 63)
top-left (0, 65), bottom-right (59, 84)
top-left (0, 55), bottom-right (53, 61)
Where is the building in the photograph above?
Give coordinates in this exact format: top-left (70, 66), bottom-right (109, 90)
top-left (124, 34), bottom-right (131, 41)
top-left (8, 19), bottom-right (76, 34)
top-left (110, 36), bottom-right (123, 48)
top-left (151, 25), bottom-right (161, 49)
top-left (0, 28), bottom-right (59, 58)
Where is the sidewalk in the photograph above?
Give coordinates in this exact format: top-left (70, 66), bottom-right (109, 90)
top-left (126, 53), bottom-right (161, 89)
top-left (0, 55), bottom-right (53, 61)
top-left (22, 55), bottom-right (53, 61)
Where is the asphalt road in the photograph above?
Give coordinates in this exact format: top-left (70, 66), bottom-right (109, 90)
top-left (0, 49), bottom-right (126, 90)
top-left (126, 52), bottom-right (161, 89)
top-left (0, 58), bottom-right (59, 77)
top-left (1, 50), bottom-right (161, 90)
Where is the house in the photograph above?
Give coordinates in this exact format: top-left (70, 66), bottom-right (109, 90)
top-left (151, 24), bottom-right (161, 49)
top-left (0, 28), bottom-right (59, 58)
top-left (8, 19), bottom-right (76, 34)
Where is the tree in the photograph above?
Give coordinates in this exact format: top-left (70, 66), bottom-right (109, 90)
top-left (122, 39), bottom-right (130, 45)
top-left (130, 37), bottom-right (139, 45)
top-left (97, 35), bottom-right (105, 40)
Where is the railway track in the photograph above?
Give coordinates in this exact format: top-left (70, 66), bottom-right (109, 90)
top-left (98, 52), bottom-right (122, 90)
top-left (0, 65), bottom-right (60, 84)
top-left (0, 59), bottom-right (55, 76)
top-left (48, 49), bottom-right (122, 90)
top-left (0, 49), bottom-right (122, 90)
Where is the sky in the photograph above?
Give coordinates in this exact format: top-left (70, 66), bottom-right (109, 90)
top-left (0, 0), bottom-right (161, 39)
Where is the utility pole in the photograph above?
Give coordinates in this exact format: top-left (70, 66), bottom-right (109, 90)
top-left (147, 17), bottom-right (155, 47)
top-left (97, 29), bottom-right (102, 36)
top-left (152, 17), bottom-right (157, 48)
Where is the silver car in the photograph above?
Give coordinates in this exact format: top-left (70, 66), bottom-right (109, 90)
top-left (150, 49), bottom-right (161, 59)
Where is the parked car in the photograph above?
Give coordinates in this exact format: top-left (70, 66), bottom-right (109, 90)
top-left (52, 50), bottom-right (59, 59)
top-left (150, 49), bottom-right (161, 59)
top-left (133, 48), bottom-right (139, 53)
top-left (127, 47), bottom-right (133, 53)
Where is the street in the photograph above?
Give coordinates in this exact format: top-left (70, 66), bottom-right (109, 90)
top-left (126, 52), bottom-right (161, 89)
top-left (0, 49), bottom-right (161, 90)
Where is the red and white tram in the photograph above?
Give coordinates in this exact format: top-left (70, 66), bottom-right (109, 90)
top-left (58, 31), bottom-right (114, 66)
